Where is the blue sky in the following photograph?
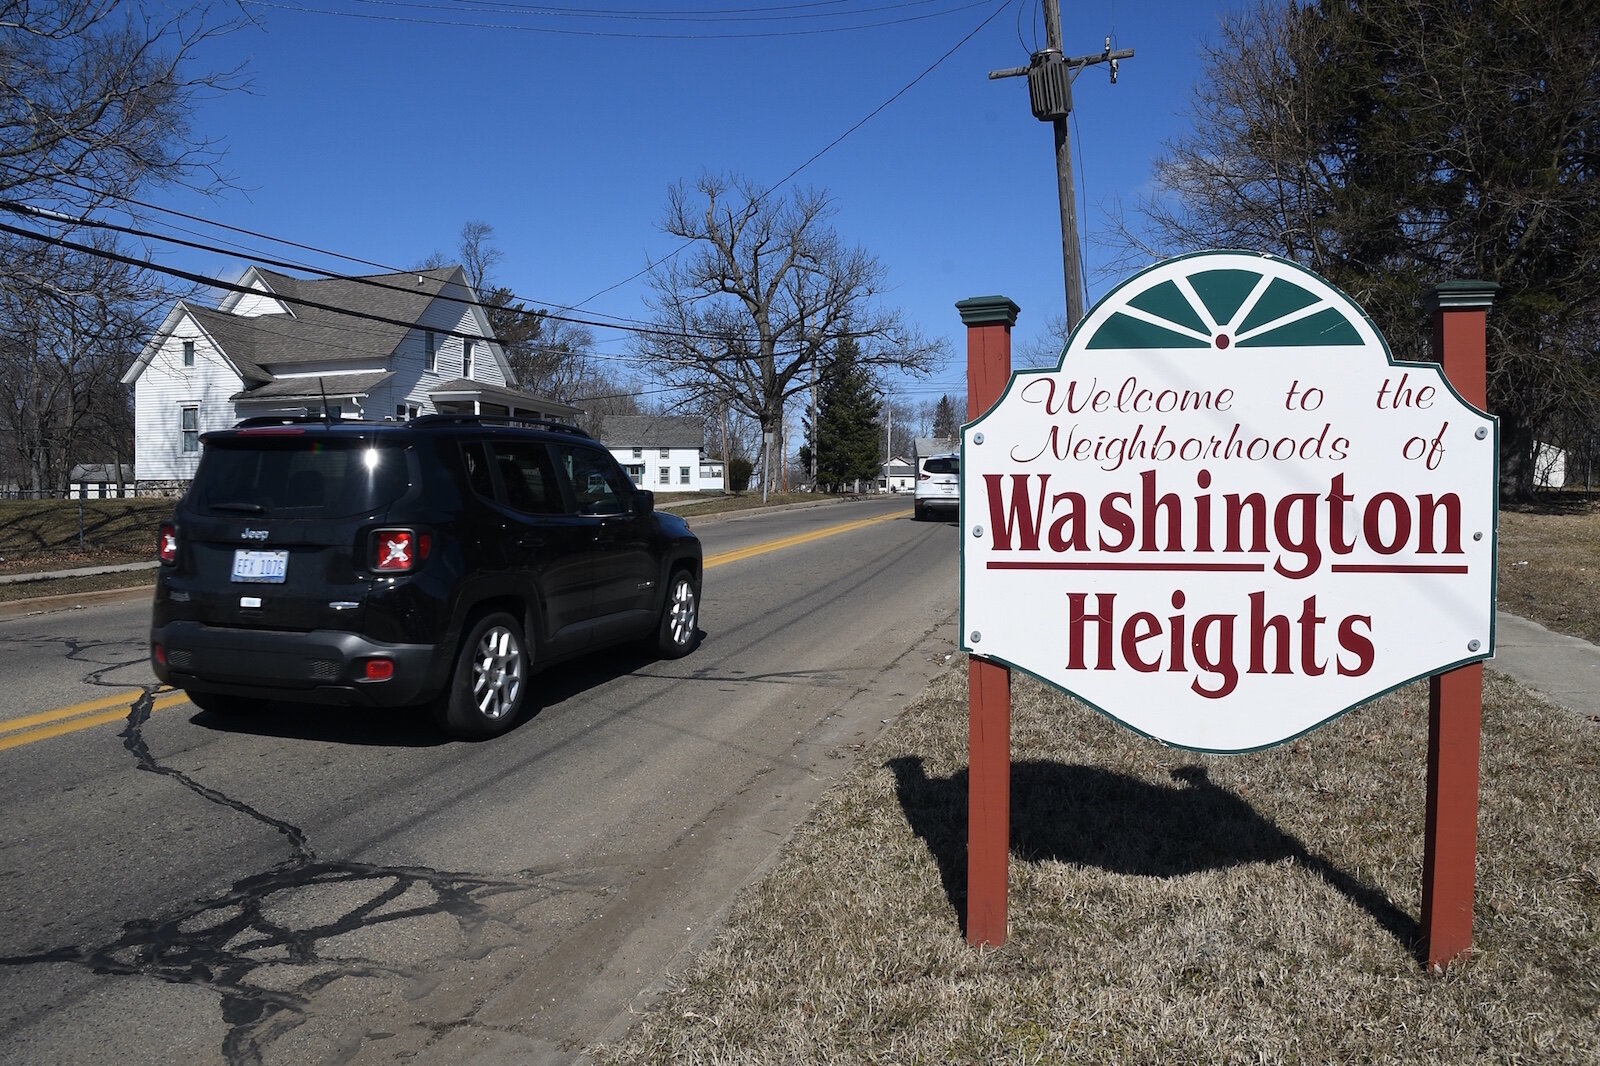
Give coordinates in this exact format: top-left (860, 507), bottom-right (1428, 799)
top-left (145, 0), bottom-right (1232, 412)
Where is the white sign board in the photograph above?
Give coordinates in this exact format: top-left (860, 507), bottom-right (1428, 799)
top-left (961, 251), bottom-right (1497, 752)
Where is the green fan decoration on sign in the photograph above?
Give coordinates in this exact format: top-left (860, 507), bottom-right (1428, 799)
top-left (1086, 258), bottom-right (1365, 351)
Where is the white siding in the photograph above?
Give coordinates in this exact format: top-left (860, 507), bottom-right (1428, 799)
top-left (416, 294), bottom-right (506, 388)
top-left (607, 445), bottom-right (722, 492)
top-left (220, 273), bottom-right (291, 318)
top-left (132, 319), bottom-right (246, 482)
top-left (383, 292), bottom-right (507, 414)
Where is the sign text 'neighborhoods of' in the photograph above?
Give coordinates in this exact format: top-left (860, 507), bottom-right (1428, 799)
top-left (960, 251), bottom-right (1498, 753)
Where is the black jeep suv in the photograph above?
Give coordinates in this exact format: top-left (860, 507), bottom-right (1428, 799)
top-left (149, 414), bottom-right (702, 739)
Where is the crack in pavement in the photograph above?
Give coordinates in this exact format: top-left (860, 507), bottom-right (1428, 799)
top-left (0, 690), bottom-right (595, 1065)
top-left (120, 688), bottom-right (316, 867)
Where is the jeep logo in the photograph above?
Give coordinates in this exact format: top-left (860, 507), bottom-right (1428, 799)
top-left (241, 528), bottom-right (269, 542)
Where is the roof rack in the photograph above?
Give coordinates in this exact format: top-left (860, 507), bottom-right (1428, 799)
top-left (232, 413), bottom-right (369, 429)
top-left (408, 413), bottom-right (592, 439)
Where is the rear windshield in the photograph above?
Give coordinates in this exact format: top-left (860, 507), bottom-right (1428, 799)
top-left (924, 457), bottom-right (959, 475)
top-left (189, 437), bottom-right (411, 519)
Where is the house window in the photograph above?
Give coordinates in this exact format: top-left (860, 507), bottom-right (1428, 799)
top-left (462, 338), bottom-right (474, 378)
top-left (425, 331), bottom-right (437, 372)
top-left (182, 340), bottom-right (195, 367)
top-left (180, 406), bottom-right (199, 453)
top-left (632, 447), bottom-right (642, 459)
top-left (658, 466), bottom-right (670, 485)
top-left (623, 464), bottom-right (644, 485)
top-left (659, 447), bottom-right (670, 458)
top-left (679, 466), bottom-right (690, 485)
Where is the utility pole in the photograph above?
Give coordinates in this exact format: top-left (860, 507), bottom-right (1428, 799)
top-left (991, 5), bottom-right (1132, 330)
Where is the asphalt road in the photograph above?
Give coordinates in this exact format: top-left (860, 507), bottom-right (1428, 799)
top-left (0, 496), bottom-right (960, 1065)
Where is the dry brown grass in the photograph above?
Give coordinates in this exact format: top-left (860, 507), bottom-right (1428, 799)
top-left (1498, 496), bottom-right (1600, 644)
top-left (0, 498), bottom-right (170, 565)
top-left (596, 664), bottom-right (1600, 1064)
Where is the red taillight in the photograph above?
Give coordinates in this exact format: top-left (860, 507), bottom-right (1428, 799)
top-left (158, 523), bottom-right (178, 564)
top-left (362, 658), bottom-right (395, 681)
top-left (153, 644), bottom-right (167, 666)
top-left (370, 528), bottom-right (429, 573)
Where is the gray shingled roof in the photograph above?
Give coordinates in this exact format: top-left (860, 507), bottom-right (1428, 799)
top-left (188, 305), bottom-right (269, 384)
top-left (221, 267), bottom-right (457, 370)
top-left (600, 415), bottom-right (707, 450)
top-left (251, 267), bottom-right (454, 367)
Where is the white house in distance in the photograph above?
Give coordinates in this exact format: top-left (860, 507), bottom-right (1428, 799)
top-left (880, 456), bottom-right (914, 493)
top-left (600, 415), bottom-right (724, 492)
top-left (121, 265), bottom-right (578, 493)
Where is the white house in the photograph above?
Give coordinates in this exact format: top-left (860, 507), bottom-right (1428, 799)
top-left (880, 456), bottom-right (914, 493)
top-left (600, 415), bottom-right (724, 493)
top-left (120, 265), bottom-right (579, 493)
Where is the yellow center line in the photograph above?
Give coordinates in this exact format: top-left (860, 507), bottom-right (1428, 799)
top-left (6, 508), bottom-right (905, 752)
top-left (0, 690), bottom-right (189, 753)
top-left (704, 510), bottom-right (903, 569)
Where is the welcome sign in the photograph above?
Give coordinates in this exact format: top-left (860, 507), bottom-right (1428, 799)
top-left (960, 251), bottom-right (1498, 752)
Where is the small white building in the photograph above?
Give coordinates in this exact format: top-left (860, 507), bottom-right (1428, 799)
top-left (601, 415), bottom-right (723, 493)
top-left (68, 464), bottom-right (136, 499)
top-left (881, 456), bottom-right (914, 493)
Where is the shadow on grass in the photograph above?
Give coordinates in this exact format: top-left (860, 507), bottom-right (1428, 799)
top-left (1503, 490), bottom-right (1599, 515)
top-left (886, 756), bottom-right (1421, 959)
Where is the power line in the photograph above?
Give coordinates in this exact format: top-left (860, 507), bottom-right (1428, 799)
top-left (1, 2), bottom-right (1015, 395)
top-left (238, 0), bottom-right (996, 39)
top-left (0, 198), bottom-right (663, 337)
top-left (0, 215), bottom-right (885, 379)
top-left (573, 0), bottom-right (1015, 307)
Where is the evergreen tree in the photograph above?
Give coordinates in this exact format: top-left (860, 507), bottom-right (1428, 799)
top-left (813, 337), bottom-right (883, 492)
top-left (932, 395), bottom-right (959, 440)
top-left (1116, 0), bottom-right (1600, 498)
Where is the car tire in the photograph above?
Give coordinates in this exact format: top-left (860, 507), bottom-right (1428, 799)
top-left (186, 690), bottom-right (267, 716)
top-left (656, 568), bottom-right (700, 659)
top-left (912, 502), bottom-right (925, 521)
top-left (435, 611), bottom-right (527, 739)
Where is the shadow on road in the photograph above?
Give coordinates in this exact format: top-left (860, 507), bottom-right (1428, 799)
top-left (190, 631), bottom-right (707, 747)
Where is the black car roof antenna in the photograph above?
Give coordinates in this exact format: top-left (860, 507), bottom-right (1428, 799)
top-left (317, 376), bottom-right (334, 425)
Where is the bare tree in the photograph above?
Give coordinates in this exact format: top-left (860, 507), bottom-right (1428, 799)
top-left (635, 174), bottom-right (944, 481)
top-left (1, 1), bottom-right (244, 216)
top-left (454, 220), bottom-right (502, 293)
top-left (0, 234), bottom-right (165, 492)
top-left (1, 1), bottom-right (245, 491)
top-left (1017, 314), bottom-right (1072, 369)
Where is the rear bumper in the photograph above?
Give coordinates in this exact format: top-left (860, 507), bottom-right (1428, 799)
top-left (150, 620), bottom-right (443, 707)
top-left (916, 495), bottom-right (959, 512)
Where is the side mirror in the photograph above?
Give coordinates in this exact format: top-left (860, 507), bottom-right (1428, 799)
top-left (632, 489), bottom-right (655, 517)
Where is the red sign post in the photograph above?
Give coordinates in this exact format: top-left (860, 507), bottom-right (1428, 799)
top-left (957, 295), bottom-right (1019, 948)
top-left (1421, 281), bottom-right (1496, 970)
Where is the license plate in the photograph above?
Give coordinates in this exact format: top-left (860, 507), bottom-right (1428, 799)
top-left (232, 549), bottom-right (288, 583)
